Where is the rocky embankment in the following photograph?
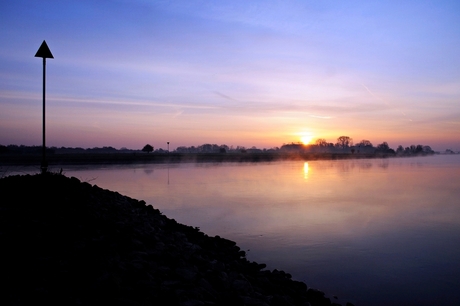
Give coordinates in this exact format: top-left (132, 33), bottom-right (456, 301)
top-left (0, 173), bottom-right (354, 306)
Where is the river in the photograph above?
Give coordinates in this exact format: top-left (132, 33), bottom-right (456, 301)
top-left (3, 154), bottom-right (460, 305)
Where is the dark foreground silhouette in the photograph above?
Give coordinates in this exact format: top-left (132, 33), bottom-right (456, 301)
top-left (0, 173), bottom-right (355, 306)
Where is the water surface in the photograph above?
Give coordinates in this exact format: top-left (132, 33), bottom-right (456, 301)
top-left (4, 155), bottom-right (460, 305)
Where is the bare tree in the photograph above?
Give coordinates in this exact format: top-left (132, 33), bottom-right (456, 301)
top-left (376, 142), bottom-right (390, 152)
top-left (336, 136), bottom-right (353, 149)
top-left (357, 140), bottom-right (373, 147)
top-left (315, 138), bottom-right (328, 147)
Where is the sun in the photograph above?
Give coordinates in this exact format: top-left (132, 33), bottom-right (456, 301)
top-left (300, 133), bottom-right (314, 145)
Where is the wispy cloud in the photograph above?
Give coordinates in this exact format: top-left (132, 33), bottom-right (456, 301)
top-left (310, 115), bottom-right (333, 119)
top-left (0, 91), bottom-right (219, 110)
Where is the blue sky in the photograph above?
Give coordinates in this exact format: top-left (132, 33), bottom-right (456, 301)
top-left (1, 0), bottom-right (459, 150)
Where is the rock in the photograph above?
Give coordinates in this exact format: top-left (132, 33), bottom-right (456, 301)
top-left (0, 173), bottom-right (355, 306)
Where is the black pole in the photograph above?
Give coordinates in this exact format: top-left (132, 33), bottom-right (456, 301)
top-left (41, 57), bottom-right (47, 173)
top-left (34, 40), bottom-right (53, 174)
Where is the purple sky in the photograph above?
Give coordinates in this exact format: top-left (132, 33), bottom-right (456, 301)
top-left (1, 0), bottom-right (459, 151)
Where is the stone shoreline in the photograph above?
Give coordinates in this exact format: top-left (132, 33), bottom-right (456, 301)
top-left (0, 173), bottom-right (355, 306)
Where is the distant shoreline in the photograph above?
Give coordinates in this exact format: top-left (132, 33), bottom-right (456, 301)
top-left (0, 151), bottom-right (435, 166)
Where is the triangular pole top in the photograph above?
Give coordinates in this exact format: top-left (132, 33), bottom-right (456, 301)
top-left (35, 40), bottom-right (54, 59)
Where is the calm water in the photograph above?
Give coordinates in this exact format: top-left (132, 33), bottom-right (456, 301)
top-left (4, 155), bottom-right (460, 305)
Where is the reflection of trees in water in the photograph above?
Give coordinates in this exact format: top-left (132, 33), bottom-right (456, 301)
top-left (377, 160), bottom-right (389, 169)
top-left (311, 161), bottom-right (336, 172)
top-left (337, 162), bottom-right (355, 172)
top-left (195, 163), bottom-right (225, 168)
top-left (144, 169), bottom-right (154, 175)
top-left (335, 161), bottom-right (374, 172)
top-left (302, 158), bottom-right (395, 176)
top-left (357, 162), bottom-right (372, 170)
top-left (311, 160), bottom-right (375, 174)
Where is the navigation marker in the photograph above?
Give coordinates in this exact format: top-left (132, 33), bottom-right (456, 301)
top-left (35, 40), bottom-right (54, 173)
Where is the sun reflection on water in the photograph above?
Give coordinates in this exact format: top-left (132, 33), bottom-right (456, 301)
top-left (303, 162), bottom-right (309, 179)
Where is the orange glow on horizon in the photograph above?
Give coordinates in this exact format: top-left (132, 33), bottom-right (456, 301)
top-left (300, 132), bottom-right (314, 145)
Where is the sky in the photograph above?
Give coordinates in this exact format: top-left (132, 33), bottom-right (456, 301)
top-left (1, 0), bottom-right (459, 151)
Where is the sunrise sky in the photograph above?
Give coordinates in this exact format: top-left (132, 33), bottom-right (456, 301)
top-left (1, 0), bottom-right (459, 151)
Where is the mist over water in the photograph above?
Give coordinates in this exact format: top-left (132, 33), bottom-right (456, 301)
top-left (4, 155), bottom-right (460, 305)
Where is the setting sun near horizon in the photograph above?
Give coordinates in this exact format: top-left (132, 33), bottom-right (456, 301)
top-left (301, 136), bottom-right (314, 145)
top-left (300, 132), bottom-right (314, 145)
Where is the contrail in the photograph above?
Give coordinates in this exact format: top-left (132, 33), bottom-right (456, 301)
top-left (213, 91), bottom-right (238, 101)
top-left (361, 83), bottom-right (390, 108)
top-left (361, 83), bottom-right (412, 122)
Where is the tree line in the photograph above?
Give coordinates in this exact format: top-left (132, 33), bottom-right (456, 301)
top-left (280, 136), bottom-right (435, 155)
top-left (1, 137), bottom-right (438, 156)
top-left (0, 145), bottom-right (137, 155)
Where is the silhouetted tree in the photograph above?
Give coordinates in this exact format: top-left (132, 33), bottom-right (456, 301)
top-left (336, 136), bottom-right (353, 149)
top-left (0, 145), bottom-right (8, 154)
top-left (400, 144), bottom-right (434, 155)
top-left (376, 142), bottom-right (395, 154)
top-left (357, 140), bottom-right (373, 147)
top-left (220, 144), bottom-right (230, 152)
top-left (313, 139), bottom-right (330, 152)
top-left (315, 139), bottom-right (328, 147)
top-left (423, 146), bottom-right (434, 154)
top-left (236, 146), bottom-right (246, 153)
top-left (376, 142), bottom-right (390, 152)
top-left (280, 142), bottom-right (304, 151)
top-left (142, 144), bottom-right (154, 153)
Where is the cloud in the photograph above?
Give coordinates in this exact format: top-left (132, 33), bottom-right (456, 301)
top-left (310, 115), bottom-right (332, 119)
top-left (0, 91), bottom-right (219, 110)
